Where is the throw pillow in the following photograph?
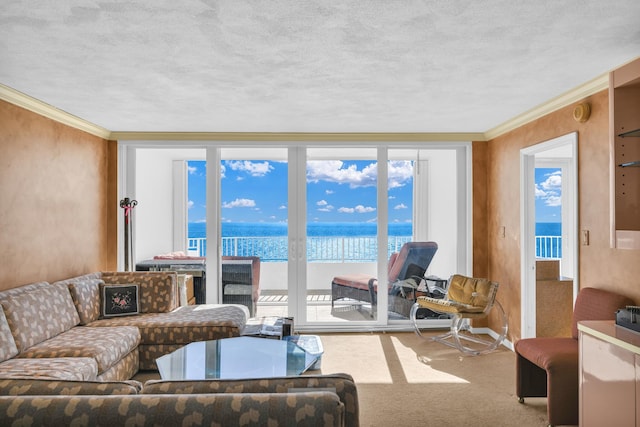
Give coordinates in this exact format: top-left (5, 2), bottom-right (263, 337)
top-left (67, 279), bottom-right (103, 325)
top-left (102, 284), bottom-right (139, 318)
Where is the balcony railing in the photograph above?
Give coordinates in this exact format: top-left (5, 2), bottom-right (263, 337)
top-left (189, 236), bottom-right (410, 261)
top-left (189, 235), bottom-right (562, 261)
top-left (535, 235), bottom-right (562, 259)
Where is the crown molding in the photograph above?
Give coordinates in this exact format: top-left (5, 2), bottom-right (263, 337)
top-left (484, 73), bottom-right (609, 140)
top-left (109, 131), bottom-right (486, 142)
top-left (0, 84), bottom-right (111, 139)
top-left (3, 72), bottom-right (610, 143)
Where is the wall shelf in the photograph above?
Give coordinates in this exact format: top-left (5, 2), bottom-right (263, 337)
top-left (619, 160), bottom-right (640, 168)
top-left (610, 57), bottom-right (640, 249)
top-left (618, 128), bottom-right (640, 138)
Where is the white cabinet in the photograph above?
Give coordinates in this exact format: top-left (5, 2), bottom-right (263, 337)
top-left (579, 321), bottom-right (640, 426)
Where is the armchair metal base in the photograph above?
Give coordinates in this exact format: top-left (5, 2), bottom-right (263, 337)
top-left (410, 301), bottom-right (508, 356)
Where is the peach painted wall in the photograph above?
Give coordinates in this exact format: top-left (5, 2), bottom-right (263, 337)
top-left (484, 89), bottom-right (640, 341)
top-left (0, 100), bottom-right (117, 290)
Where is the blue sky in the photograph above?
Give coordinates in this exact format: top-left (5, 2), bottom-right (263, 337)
top-left (535, 168), bottom-right (562, 223)
top-left (188, 161), bottom-right (561, 224)
top-left (187, 160), bottom-right (414, 224)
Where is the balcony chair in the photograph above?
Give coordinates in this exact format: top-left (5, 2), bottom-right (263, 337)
top-left (515, 287), bottom-right (633, 427)
top-left (330, 241), bottom-right (438, 318)
top-left (221, 256), bottom-right (261, 317)
top-left (410, 274), bottom-right (508, 356)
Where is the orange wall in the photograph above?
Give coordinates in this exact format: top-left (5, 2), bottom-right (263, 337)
top-left (484, 89), bottom-right (640, 341)
top-left (0, 100), bottom-right (117, 290)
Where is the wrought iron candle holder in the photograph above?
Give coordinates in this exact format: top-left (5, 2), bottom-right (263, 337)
top-left (119, 198), bottom-right (138, 271)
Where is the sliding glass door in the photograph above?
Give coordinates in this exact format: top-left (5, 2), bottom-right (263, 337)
top-left (125, 141), bottom-right (470, 331)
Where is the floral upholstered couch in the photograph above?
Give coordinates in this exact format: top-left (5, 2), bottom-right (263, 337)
top-left (0, 271), bottom-right (249, 380)
top-left (0, 373), bottom-right (359, 426)
top-left (54, 271), bottom-right (249, 371)
top-left (0, 273), bottom-right (361, 425)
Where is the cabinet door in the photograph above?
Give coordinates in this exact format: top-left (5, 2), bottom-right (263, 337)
top-left (580, 332), bottom-right (636, 427)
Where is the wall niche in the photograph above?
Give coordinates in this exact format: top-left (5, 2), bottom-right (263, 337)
top-left (610, 57), bottom-right (640, 249)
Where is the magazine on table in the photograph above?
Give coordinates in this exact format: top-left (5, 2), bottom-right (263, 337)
top-left (242, 316), bottom-right (293, 339)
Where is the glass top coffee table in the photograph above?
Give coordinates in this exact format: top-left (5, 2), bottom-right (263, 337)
top-left (156, 336), bottom-right (319, 380)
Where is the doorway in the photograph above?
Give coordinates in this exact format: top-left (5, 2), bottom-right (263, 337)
top-left (520, 132), bottom-right (579, 339)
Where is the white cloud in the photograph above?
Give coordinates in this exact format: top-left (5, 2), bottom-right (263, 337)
top-left (325, 189), bottom-right (334, 194)
top-left (227, 160), bottom-right (273, 177)
top-left (535, 171), bottom-right (562, 207)
top-left (307, 160), bottom-right (377, 188)
top-left (222, 198), bottom-right (256, 208)
top-left (545, 195), bottom-right (562, 207)
top-left (279, 205), bottom-right (287, 210)
top-left (188, 165), bottom-right (197, 175)
top-left (394, 203), bottom-right (408, 210)
top-left (388, 160), bottom-right (413, 189)
top-left (306, 160), bottom-right (413, 189)
top-left (338, 205), bottom-right (375, 214)
top-left (355, 205), bottom-right (376, 213)
top-left (317, 199), bottom-right (334, 212)
top-left (187, 200), bottom-right (194, 209)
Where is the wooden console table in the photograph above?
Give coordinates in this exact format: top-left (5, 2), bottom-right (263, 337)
top-left (578, 320), bottom-right (640, 426)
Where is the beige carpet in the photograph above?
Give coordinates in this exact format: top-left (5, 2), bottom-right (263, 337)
top-left (315, 331), bottom-right (552, 427)
top-left (135, 331), bottom-right (553, 426)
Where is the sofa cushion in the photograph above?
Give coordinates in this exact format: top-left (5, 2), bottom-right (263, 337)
top-left (0, 392), bottom-right (345, 427)
top-left (101, 272), bottom-right (178, 313)
top-left (0, 307), bottom-right (18, 362)
top-left (19, 326), bottom-right (140, 375)
top-left (514, 337), bottom-right (578, 370)
top-left (101, 284), bottom-right (140, 317)
top-left (65, 278), bottom-right (103, 325)
top-left (88, 304), bottom-right (248, 345)
top-left (1, 285), bottom-right (80, 352)
top-left (0, 281), bottom-right (50, 301)
top-left (142, 373), bottom-right (360, 427)
top-left (97, 348), bottom-right (140, 382)
top-left (0, 357), bottom-right (98, 381)
top-left (0, 378), bottom-right (142, 395)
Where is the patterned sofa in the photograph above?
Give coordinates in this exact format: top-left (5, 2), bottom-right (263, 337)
top-left (0, 271), bottom-right (249, 380)
top-left (0, 373), bottom-right (359, 426)
top-left (54, 271), bottom-right (249, 370)
top-left (0, 273), bottom-right (361, 426)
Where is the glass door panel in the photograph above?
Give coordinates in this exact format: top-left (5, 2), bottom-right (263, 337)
top-left (305, 148), bottom-right (378, 323)
top-left (220, 148), bottom-right (288, 318)
top-left (386, 152), bottom-right (415, 321)
top-left (187, 160), bottom-right (207, 257)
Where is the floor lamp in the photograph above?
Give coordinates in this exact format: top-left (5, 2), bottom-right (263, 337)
top-left (120, 198), bottom-right (138, 271)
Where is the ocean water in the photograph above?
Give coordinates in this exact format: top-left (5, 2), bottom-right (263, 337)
top-left (188, 222), bottom-right (561, 260)
top-left (188, 222), bottom-right (412, 239)
top-left (536, 222), bottom-right (561, 236)
top-left (189, 222), bottom-right (560, 238)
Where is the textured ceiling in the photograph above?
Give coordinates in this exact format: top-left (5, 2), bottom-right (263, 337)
top-left (1, 1), bottom-right (639, 134)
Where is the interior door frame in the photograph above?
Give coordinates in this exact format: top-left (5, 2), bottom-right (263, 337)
top-left (520, 132), bottom-right (579, 339)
